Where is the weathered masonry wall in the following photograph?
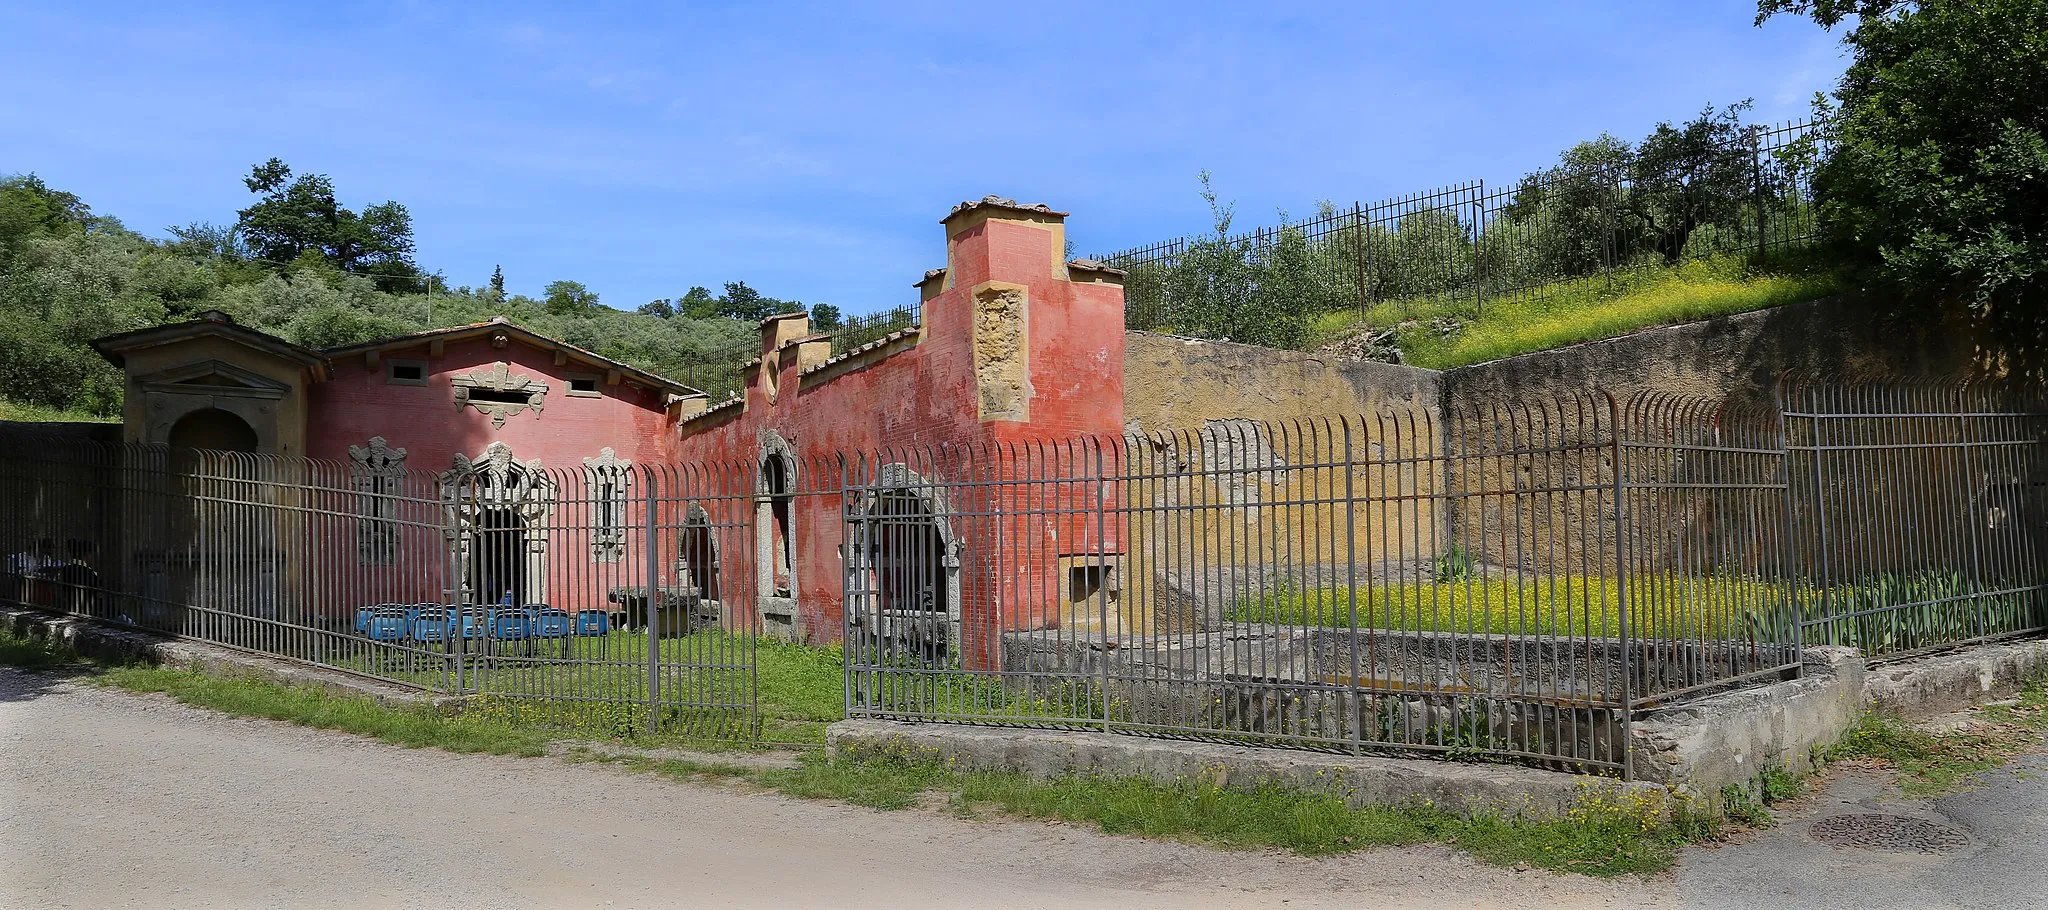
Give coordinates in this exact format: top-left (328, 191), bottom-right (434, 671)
top-left (1122, 332), bottom-right (1439, 434)
top-left (1125, 295), bottom-right (1993, 433)
top-left (1436, 294), bottom-right (1993, 409)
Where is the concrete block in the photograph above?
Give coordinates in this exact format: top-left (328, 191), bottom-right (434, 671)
top-left (1628, 647), bottom-right (1863, 796)
top-left (1863, 639), bottom-right (2048, 719)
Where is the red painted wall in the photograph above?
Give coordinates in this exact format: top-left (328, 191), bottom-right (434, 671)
top-left (669, 206), bottom-right (1127, 655)
top-left (306, 335), bottom-right (675, 614)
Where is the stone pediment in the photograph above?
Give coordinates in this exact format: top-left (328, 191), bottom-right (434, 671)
top-left (138, 359), bottom-right (293, 399)
top-left (451, 361), bottom-right (549, 427)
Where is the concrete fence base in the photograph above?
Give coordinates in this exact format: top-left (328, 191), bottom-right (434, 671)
top-left (826, 718), bottom-right (1669, 822)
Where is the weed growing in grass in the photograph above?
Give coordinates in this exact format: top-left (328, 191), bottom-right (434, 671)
top-left (1431, 545), bottom-right (1477, 583)
top-left (0, 629), bottom-right (79, 671)
top-left (1718, 784), bottom-right (1775, 827)
top-left (1830, 674), bottom-right (2048, 796)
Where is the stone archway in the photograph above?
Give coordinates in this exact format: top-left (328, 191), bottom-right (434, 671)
top-left (167, 407), bottom-right (259, 453)
top-left (847, 463), bottom-right (962, 666)
top-left (440, 442), bottom-right (557, 606)
top-left (680, 504), bottom-right (721, 605)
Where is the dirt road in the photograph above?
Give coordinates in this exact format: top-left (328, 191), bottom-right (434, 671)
top-left (0, 669), bottom-right (1659, 910)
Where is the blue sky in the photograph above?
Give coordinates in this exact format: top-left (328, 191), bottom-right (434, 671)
top-left (1, 1), bottom-right (1845, 316)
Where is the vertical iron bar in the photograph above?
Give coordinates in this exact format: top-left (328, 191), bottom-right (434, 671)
top-left (1609, 394), bottom-right (1634, 780)
top-left (645, 465), bottom-right (661, 722)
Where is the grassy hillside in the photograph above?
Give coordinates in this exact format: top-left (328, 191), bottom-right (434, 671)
top-left (1315, 253), bottom-right (1847, 370)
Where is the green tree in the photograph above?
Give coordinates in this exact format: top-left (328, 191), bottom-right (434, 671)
top-left (808, 302), bottom-right (843, 330)
top-left (717, 281), bottom-right (769, 321)
top-left (1628, 101), bottom-right (1760, 264)
top-left (543, 279), bottom-right (599, 315)
top-left (488, 265), bottom-right (506, 302)
top-left (678, 286), bottom-right (718, 319)
top-left (236, 158), bottom-right (419, 286)
top-left (637, 298), bottom-right (676, 318)
top-left (0, 174), bottom-right (93, 270)
top-left (1759, 0), bottom-right (2048, 337)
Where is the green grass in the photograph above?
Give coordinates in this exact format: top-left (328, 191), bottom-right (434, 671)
top-left (330, 630), bottom-right (849, 746)
top-left (105, 665), bottom-right (555, 756)
top-left (0, 398), bottom-right (117, 423)
top-left (1829, 675), bottom-right (2048, 796)
top-left (587, 746), bottom-right (1700, 876)
top-left (1321, 253), bottom-right (1846, 369)
top-left (1229, 574), bottom-right (1776, 639)
top-left (0, 629), bottom-right (80, 671)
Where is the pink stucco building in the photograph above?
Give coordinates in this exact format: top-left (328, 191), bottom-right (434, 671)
top-left (89, 197), bottom-right (1129, 654)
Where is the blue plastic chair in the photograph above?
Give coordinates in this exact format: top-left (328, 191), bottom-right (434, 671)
top-left (574, 610), bottom-right (611, 637)
top-left (534, 608), bottom-right (572, 639)
top-left (490, 609), bottom-right (534, 641)
top-left (453, 607), bottom-right (489, 640)
top-left (363, 606), bottom-right (409, 643)
top-left (410, 606), bottom-right (451, 643)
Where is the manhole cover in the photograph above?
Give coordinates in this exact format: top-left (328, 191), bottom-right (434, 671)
top-left (1809, 814), bottom-right (1969, 853)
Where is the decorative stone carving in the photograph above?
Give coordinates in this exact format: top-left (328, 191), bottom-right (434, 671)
top-left (347, 436), bottom-right (408, 565)
top-left (440, 442), bottom-right (557, 606)
top-left (451, 361), bottom-right (548, 427)
top-left (582, 447), bottom-right (633, 563)
top-left (440, 442), bottom-right (555, 518)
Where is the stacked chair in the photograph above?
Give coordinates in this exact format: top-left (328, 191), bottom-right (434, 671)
top-left (353, 604), bottom-right (613, 651)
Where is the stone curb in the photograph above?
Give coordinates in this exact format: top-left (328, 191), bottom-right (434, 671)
top-left (825, 718), bottom-right (1670, 822)
top-left (1864, 639), bottom-right (2048, 720)
top-left (1, 606), bottom-right (458, 710)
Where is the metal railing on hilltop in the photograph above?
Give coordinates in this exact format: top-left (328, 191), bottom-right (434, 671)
top-left (1096, 118), bottom-right (1825, 336)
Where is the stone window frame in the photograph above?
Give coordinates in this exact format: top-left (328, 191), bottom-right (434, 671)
top-left (564, 372), bottom-right (604, 399)
top-left (450, 361), bottom-right (549, 428)
top-left (385, 358), bottom-right (429, 386)
top-left (347, 436), bottom-right (409, 565)
top-left (438, 442), bottom-right (557, 606)
top-left (582, 447), bottom-right (633, 563)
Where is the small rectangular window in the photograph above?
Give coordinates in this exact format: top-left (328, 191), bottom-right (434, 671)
top-left (566, 374), bottom-right (602, 398)
top-left (466, 387), bottom-right (531, 404)
top-left (386, 359), bottom-right (428, 385)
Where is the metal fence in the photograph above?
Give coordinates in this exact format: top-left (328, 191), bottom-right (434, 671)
top-left (0, 433), bottom-right (760, 741)
top-left (3, 379), bottom-right (2040, 773)
top-left (842, 393), bottom-right (1800, 775)
top-left (1097, 118), bottom-right (1823, 335)
top-left (1783, 382), bottom-right (2048, 657)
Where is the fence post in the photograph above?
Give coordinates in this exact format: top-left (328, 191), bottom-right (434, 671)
top-left (644, 466), bottom-right (661, 728)
top-left (1753, 131), bottom-right (1768, 262)
top-left (1343, 419), bottom-right (1362, 757)
top-left (840, 454), bottom-right (857, 721)
top-left (1471, 182), bottom-right (1485, 318)
top-left (1351, 202), bottom-right (1367, 318)
top-left (1607, 393), bottom-right (1634, 781)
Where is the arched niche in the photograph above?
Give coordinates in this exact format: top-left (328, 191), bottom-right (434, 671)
top-left (167, 408), bottom-right (259, 453)
top-left (846, 463), bottom-right (962, 666)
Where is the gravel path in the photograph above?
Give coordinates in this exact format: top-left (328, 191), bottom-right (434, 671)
top-left (0, 668), bottom-right (1654, 910)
